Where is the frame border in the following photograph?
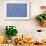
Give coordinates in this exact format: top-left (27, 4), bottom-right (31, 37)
top-left (4, 1), bottom-right (29, 20)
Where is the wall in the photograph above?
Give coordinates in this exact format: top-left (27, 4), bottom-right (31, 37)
top-left (0, 0), bottom-right (46, 41)
top-left (0, 0), bottom-right (31, 36)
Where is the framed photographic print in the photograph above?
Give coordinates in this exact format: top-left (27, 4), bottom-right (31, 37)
top-left (4, 1), bottom-right (29, 20)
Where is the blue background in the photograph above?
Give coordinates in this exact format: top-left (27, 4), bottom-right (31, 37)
top-left (7, 4), bottom-right (27, 17)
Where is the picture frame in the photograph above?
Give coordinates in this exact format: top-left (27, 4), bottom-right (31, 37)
top-left (4, 1), bottom-right (29, 20)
